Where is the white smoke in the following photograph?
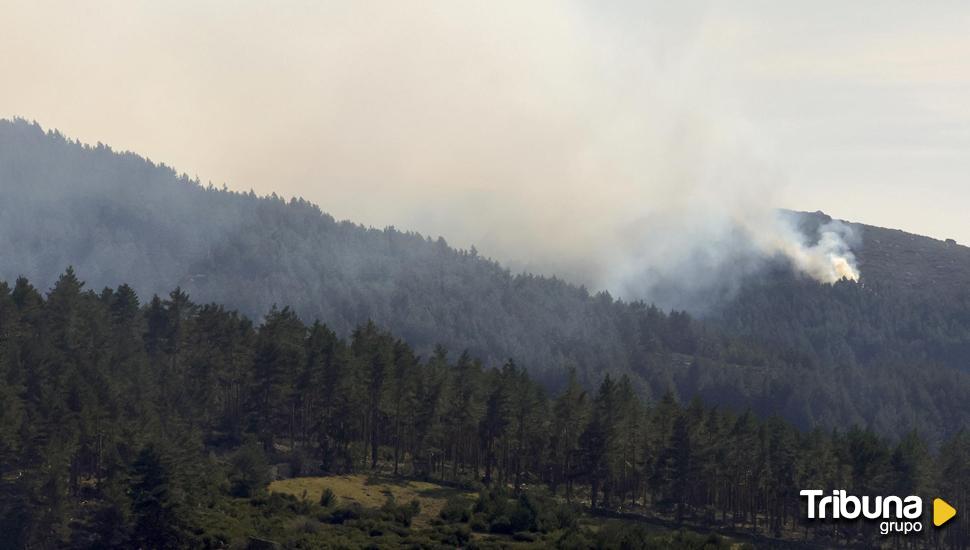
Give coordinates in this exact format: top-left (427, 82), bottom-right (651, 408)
top-left (605, 206), bottom-right (861, 311)
top-left (0, 1), bottom-right (865, 309)
top-left (593, 103), bottom-right (862, 310)
top-left (752, 218), bottom-right (860, 283)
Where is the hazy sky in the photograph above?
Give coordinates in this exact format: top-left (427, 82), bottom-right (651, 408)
top-left (3, 1), bottom-right (969, 289)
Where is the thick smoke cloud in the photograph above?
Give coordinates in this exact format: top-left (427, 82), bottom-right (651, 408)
top-left (253, 1), bottom-right (863, 306)
top-left (0, 1), bottom-right (862, 309)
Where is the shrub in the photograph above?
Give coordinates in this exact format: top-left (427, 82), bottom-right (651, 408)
top-left (325, 503), bottom-right (362, 524)
top-left (474, 488), bottom-right (511, 520)
top-left (229, 438), bottom-right (270, 498)
top-left (469, 513), bottom-right (488, 532)
top-left (488, 515), bottom-right (513, 534)
top-left (433, 524), bottom-right (471, 546)
top-left (509, 494), bottom-right (538, 532)
top-left (379, 495), bottom-right (421, 527)
top-left (555, 527), bottom-right (593, 550)
top-left (537, 501), bottom-right (580, 532)
top-left (594, 522), bottom-right (734, 549)
top-left (287, 448), bottom-right (311, 477)
top-left (319, 487), bottom-right (335, 507)
top-left (439, 496), bottom-right (471, 523)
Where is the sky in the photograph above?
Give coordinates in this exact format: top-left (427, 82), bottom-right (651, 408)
top-left (2, 1), bottom-right (969, 292)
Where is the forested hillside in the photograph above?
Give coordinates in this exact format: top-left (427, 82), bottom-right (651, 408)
top-left (3, 119), bottom-right (970, 442)
top-left (0, 119), bottom-right (633, 377)
top-left (1, 271), bottom-right (967, 548)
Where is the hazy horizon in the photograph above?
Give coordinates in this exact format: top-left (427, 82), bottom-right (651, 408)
top-left (3, 1), bottom-right (968, 296)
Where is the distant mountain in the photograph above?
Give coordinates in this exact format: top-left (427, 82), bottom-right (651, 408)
top-left (3, 118), bottom-right (970, 441)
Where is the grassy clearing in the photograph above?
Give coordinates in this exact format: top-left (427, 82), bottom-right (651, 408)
top-left (268, 474), bottom-right (476, 528)
top-left (262, 475), bottom-right (758, 549)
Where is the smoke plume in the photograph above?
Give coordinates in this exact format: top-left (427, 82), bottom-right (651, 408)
top-left (757, 219), bottom-right (860, 283)
top-left (0, 1), bottom-right (863, 309)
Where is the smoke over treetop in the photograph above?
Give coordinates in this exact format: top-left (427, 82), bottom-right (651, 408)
top-left (0, 1), bottom-right (880, 307)
top-left (5, 118), bottom-right (970, 442)
top-left (763, 218), bottom-right (860, 283)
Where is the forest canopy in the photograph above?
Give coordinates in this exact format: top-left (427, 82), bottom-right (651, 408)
top-left (0, 270), bottom-right (968, 548)
top-left (3, 119), bottom-right (970, 443)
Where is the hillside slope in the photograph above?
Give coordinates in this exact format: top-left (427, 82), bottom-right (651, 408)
top-left (2, 119), bottom-right (970, 440)
top-left (0, 119), bottom-right (634, 378)
top-left (792, 209), bottom-right (970, 295)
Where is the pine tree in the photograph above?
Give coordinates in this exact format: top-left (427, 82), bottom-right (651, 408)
top-left (580, 374), bottom-right (619, 509)
top-left (250, 306), bottom-right (305, 450)
top-left (444, 351), bottom-right (482, 481)
top-left (549, 368), bottom-right (586, 501)
top-left (129, 445), bottom-right (190, 549)
top-left (479, 366), bottom-right (510, 486)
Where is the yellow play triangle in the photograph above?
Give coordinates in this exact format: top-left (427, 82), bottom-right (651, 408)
top-left (934, 498), bottom-right (957, 527)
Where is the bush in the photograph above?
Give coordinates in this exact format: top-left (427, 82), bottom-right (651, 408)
top-left (433, 524), bottom-right (471, 546)
top-left (287, 448), bottom-right (311, 477)
top-left (319, 487), bottom-right (335, 508)
top-left (473, 487), bottom-right (574, 534)
top-left (474, 488), bottom-right (511, 520)
top-left (555, 527), bottom-right (593, 550)
top-left (379, 495), bottom-right (421, 527)
top-left (594, 522), bottom-right (734, 549)
top-left (537, 501), bottom-right (580, 532)
top-left (469, 513), bottom-right (488, 532)
top-left (324, 503), bottom-right (362, 524)
top-left (229, 438), bottom-right (270, 498)
top-left (294, 518), bottom-right (320, 534)
top-left (488, 515), bottom-right (513, 534)
top-left (509, 494), bottom-right (538, 532)
top-left (250, 492), bottom-right (300, 514)
top-left (439, 496), bottom-right (471, 523)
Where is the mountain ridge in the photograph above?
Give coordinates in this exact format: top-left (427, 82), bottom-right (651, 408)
top-left (3, 118), bottom-right (970, 441)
